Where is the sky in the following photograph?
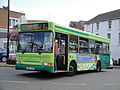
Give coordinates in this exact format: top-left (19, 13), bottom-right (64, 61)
top-left (0, 0), bottom-right (120, 26)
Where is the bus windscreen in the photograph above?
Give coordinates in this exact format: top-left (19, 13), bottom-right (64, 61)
top-left (18, 31), bottom-right (53, 53)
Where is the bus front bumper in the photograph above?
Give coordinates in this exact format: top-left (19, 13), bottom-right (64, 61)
top-left (15, 64), bottom-right (54, 73)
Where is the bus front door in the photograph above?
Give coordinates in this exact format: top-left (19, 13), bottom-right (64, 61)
top-left (54, 33), bottom-right (68, 71)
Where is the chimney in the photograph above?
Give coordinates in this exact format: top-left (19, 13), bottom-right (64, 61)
top-left (3, 6), bottom-right (8, 9)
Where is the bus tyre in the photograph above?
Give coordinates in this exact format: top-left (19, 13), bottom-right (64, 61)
top-left (66, 62), bottom-right (77, 76)
top-left (96, 61), bottom-right (101, 72)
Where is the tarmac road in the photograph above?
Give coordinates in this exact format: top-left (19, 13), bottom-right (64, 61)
top-left (0, 63), bottom-right (120, 90)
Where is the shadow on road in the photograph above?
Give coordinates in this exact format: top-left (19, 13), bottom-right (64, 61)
top-left (18, 70), bottom-right (108, 80)
top-left (76, 70), bottom-right (107, 75)
top-left (18, 71), bottom-right (65, 80)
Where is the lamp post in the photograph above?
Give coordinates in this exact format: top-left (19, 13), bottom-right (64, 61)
top-left (7, 0), bottom-right (10, 61)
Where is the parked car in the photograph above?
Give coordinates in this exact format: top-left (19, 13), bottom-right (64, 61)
top-left (109, 58), bottom-right (113, 69)
top-left (0, 48), bottom-right (7, 62)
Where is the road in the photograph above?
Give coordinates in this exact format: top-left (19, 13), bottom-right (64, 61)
top-left (0, 67), bottom-right (120, 90)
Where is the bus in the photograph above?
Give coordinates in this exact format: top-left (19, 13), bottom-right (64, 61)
top-left (15, 22), bottom-right (110, 76)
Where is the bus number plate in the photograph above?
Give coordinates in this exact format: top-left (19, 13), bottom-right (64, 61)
top-left (26, 67), bottom-right (35, 70)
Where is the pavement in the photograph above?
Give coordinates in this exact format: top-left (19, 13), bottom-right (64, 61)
top-left (0, 62), bottom-right (15, 67)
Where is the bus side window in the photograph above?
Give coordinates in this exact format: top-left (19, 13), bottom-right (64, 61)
top-left (95, 41), bottom-right (103, 54)
top-left (69, 35), bottom-right (78, 53)
top-left (103, 43), bottom-right (109, 55)
top-left (79, 37), bottom-right (89, 54)
top-left (89, 39), bottom-right (95, 54)
top-left (107, 44), bottom-right (110, 55)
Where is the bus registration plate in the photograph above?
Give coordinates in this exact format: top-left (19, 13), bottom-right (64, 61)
top-left (26, 67), bottom-right (35, 70)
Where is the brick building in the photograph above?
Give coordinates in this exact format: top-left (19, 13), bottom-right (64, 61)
top-left (69, 20), bottom-right (86, 30)
top-left (0, 7), bottom-right (27, 49)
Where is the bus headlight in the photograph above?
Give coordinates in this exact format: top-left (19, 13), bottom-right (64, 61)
top-left (43, 63), bottom-right (53, 66)
top-left (16, 61), bottom-right (21, 64)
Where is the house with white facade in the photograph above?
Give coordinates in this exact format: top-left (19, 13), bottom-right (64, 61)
top-left (84, 9), bottom-right (120, 64)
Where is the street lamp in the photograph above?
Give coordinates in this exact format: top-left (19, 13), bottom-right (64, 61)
top-left (7, 0), bottom-right (10, 61)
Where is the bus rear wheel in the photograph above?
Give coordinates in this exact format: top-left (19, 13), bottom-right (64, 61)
top-left (96, 61), bottom-right (101, 72)
top-left (66, 62), bottom-right (77, 76)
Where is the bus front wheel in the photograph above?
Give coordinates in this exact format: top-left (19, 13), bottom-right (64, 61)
top-left (66, 62), bottom-right (77, 76)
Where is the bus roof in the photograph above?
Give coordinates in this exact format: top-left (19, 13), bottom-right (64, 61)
top-left (52, 22), bottom-right (110, 43)
top-left (18, 21), bottom-right (110, 43)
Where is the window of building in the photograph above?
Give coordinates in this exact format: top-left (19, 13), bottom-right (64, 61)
top-left (107, 33), bottom-right (111, 39)
top-left (9, 19), bottom-right (12, 26)
top-left (119, 33), bottom-right (120, 44)
top-left (108, 20), bottom-right (112, 29)
top-left (119, 19), bottom-right (120, 30)
top-left (9, 18), bottom-right (19, 28)
top-left (69, 35), bottom-right (78, 53)
top-left (13, 19), bottom-right (16, 26)
top-left (96, 23), bottom-right (99, 30)
top-left (16, 20), bottom-right (18, 25)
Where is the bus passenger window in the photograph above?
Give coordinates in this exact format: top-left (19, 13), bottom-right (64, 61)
top-left (103, 43), bottom-right (109, 55)
top-left (79, 37), bottom-right (89, 54)
top-left (89, 39), bottom-right (95, 54)
top-left (69, 35), bottom-right (78, 53)
top-left (95, 41), bottom-right (103, 54)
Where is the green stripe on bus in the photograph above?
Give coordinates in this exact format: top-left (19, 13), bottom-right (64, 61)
top-left (55, 25), bottom-right (89, 36)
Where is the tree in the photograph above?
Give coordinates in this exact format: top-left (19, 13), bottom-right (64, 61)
top-left (9, 31), bottom-right (18, 41)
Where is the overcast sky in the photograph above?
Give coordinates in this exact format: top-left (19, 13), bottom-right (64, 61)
top-left (1, 0), bottom-right (120, 26)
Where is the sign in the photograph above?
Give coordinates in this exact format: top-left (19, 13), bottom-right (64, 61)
top-left (77, 54), bottom-right (93, 62)
top-left (21, 23), bottom-right (48, 31)
top-left (26, 67), bottom-right (35, 70)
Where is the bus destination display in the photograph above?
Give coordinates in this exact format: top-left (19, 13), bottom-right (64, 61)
top-left (21, 23), bottom-right (48, 31)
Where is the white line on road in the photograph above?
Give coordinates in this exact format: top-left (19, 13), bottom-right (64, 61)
top-left (104, 83), bottom-right (120, 86)
top-left (50, 83), bottom-right (87, 86)
top-left (0, 67), bottom-right (14, 69)
top-left (0, 80), bottom-right (31, 84)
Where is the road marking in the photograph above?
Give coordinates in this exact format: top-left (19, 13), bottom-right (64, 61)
top-left (104, 83), bottom-right (120, 86)
top-left (0, 67), bottom-right (14, 69)
top-left (51, 83), bottom-right (87, 86)
top-left (0, 80), bottom-right (31, 84)
top-left (51, 83), bottom-right (120, 86)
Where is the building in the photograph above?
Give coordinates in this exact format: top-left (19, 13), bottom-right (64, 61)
top-left (69, 20), bottom-right (86, 30)
top-left (84, 9), bottom-right (120, 64)
top-left (0, 7), bottom-right (27, 49)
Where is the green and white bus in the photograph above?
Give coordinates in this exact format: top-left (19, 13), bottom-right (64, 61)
top-left (15, 22), bottom-right (110, 75)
